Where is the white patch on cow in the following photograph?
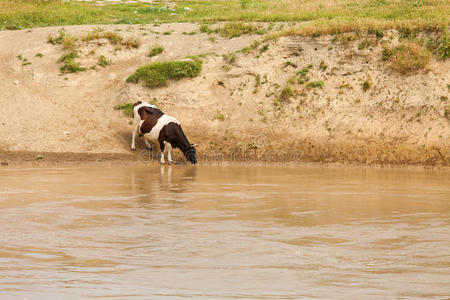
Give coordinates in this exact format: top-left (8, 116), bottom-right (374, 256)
top-left (143, 114), bottom-right (179, 141)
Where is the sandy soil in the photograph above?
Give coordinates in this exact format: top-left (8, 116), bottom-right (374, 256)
top-left (0, 23), bottom-right (449, 166)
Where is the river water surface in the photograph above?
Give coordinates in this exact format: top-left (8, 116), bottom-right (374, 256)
top-left (0, 165), bottom-right (449, 299)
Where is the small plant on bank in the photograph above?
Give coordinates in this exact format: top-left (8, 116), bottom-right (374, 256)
top-left (114, 103), bottom-right (134, 118)
top-left (98, 55), bottom-right (109, 67)
top-left (148, 46), bottom-right (164, 57)
top-left (58, 51), bottom-right (86, 73)
top-left (223, 53), bottom-right (236, 64)
top-left (439, 29), bottom-right (449, 60)
top-left (319, 60), bottom-right (328, 71)
top-left (362, 78), bottom-right (372, 91)
top-left (199, 24), bottom-right (214, 34)
top-left (259, 44), bottom-right (269, 53)
top-left (280, 86), bottom-right (293, 102)
top-left (127, 59), bottom-right (202, 87)
top-left (122, 36), bottom-right (141, 48)
top-left (258, 108), bottom-right (268, 123)
top-left (382, 42), bottom-right (430, 74)
top-left (216, 110), bottom-right (227, 121)
top-left (61, 34), bottom-right (78, 50)
top-left (306, 80), bottom-right (324, 89)
top-left (47, 28), bottom-right (66, 45)
top-left (358, 38), bottom-right (372, 50)
top-left (35, 53), bottom-right (43, 57)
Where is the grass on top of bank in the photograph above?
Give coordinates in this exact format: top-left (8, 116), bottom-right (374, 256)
top-left (0, 0), bottom-right (449, 34)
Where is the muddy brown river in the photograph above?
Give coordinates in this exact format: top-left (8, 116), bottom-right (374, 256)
top-left (0, 165), bottom-right (449, 299)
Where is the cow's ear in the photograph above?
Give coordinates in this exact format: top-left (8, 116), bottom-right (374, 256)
top-left (191, 143), bottom-right (199, 147)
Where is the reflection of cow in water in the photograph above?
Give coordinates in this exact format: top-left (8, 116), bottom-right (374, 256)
top-left (131, 101), bottom-right (197, 164)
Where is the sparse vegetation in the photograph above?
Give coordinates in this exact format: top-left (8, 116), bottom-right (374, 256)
top-left (383, 42), bottom-right (430, 74)
top-left (358, 38), bottom-right (373, 50)
top-left (127, 59), bottom-right (202, 88)
top-left (122, 36), bottom-right (141, 48)
top-left (338, 82), bottom-right (353, 90)
top-left (216, 110), bottom-right (227, 121)
top-left (148, 46), bottom-right (164, 57)
top-left (80, 29), bottom-right (140, 48)
top-left (199, 24), bottom-right (214, 34)
top-left (216, 22), bottom-right (260, 38)
top-left (114, 103), bottom-right (134, 118)
top-left (61, 34), bottom-right (77, 50)
top-left (35, 53), bottom-right (43, 57)
top-left (98, 55), bottom-right (109, 67)
top-left (439, 29), bottom-right (449, 60)
top-left (280, 86), bottom-right (293, 102)
top-left (200, 22), bottom-right (261, 38)
top-left (223, 53), bottom-right (236, 64)
top-left (259, 44), bottom-right (269, 53)
top-left (319, 60), bottom-right (328, 71)
top-left (362, 78), bottom-right (372, 91)
top-left (306, 80), bottom-right (324, 89)
top-left (47, 28), bottom-right (66, 45)
top-left (58, 51), bottom-right (86, 73)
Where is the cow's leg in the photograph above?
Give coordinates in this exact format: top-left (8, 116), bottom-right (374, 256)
top-left (166, 142), bottom-right (173, 164)
top-left (159, 139), bottom-right (165, 164)
top-left (131, 121), bottom-right (139, 150)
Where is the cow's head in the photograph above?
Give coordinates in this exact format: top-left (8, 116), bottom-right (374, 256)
top-left (184, 144), bottom-right (198, 164)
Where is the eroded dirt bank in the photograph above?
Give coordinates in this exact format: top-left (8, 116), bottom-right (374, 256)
top-left (0, 24), bottom-right (449, 166)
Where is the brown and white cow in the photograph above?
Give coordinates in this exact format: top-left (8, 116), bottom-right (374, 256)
top-left (131, 101), bottom-right (197, 164)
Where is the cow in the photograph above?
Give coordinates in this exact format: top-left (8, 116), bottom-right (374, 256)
top-left (131, 101), bottom-right (198, 164)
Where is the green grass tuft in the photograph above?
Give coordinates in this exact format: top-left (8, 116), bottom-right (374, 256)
top-left (58, 51), bottom-right (86, 73)
top-left (306, 80), bottom-right (324, 89)
top-left (148, 46), bottom-right (164, 57)
top-left (114, 103), bottom-right (134, 118)
top-left (98, 55), bottom-right (109, 67)
top-left (280, 86), bottom-right (293, 101)
top-left (127, 59), bottom-right (202, 88)
top-left (216, 110), bottom-right (227, 121)
top-left (439, 29), bottom-right (450, 60)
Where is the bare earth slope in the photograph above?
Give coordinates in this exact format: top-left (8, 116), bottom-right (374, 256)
top-left (0, 24), bottom-right (449, 165)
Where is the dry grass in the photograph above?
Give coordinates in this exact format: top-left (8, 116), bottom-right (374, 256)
top-left (385, 42), bottom-right (430, 74)
top-left (122, 36), bottom-right (141, 49)
top-left (264, 18), bottom-right (446, 41)
top-left (82, 29), bottom-right (123, 44)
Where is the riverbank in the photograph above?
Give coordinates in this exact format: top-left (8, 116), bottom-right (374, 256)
top-left (0, 24), bottom-right (449, 166)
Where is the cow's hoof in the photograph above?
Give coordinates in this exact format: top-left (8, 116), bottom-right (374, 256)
top-left (131, 147), bottom-right (136, 151)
